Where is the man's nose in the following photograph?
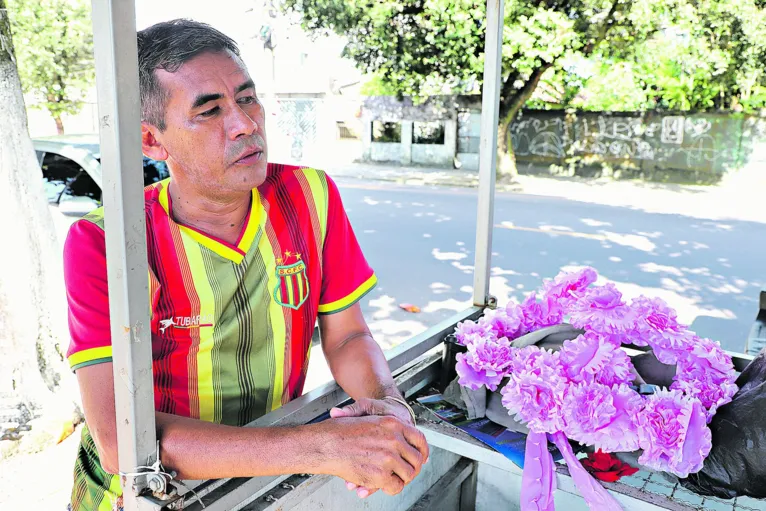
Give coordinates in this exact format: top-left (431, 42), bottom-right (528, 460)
top-left (226, 103), bottom-right (258, 140)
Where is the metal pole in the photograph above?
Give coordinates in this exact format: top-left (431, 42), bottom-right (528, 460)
top-left (472, 0), bottom-right (505, 307)
top-left (90, 1), bottom-right (157, 508)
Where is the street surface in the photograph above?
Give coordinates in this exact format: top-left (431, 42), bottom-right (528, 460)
top-left (335, 179), bottom-right (764, 354)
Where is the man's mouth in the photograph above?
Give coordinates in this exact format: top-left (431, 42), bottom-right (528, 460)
top-left (234, 148), bottom-right (264, 165)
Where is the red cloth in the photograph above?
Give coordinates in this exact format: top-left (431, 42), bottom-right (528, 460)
top-left (581, 450), bottom-right (639, 483)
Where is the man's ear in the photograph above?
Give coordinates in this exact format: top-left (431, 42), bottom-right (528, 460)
top-left (142, 122), bottom-right (169, 161)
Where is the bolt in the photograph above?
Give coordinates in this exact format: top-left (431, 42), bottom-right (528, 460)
top-left (148, 475), bottom-right (165, 493)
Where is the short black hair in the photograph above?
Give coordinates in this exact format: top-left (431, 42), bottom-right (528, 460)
top-left (137, 19), bottom-right (240, 131)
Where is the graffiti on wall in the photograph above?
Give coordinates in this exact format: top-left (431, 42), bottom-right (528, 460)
top-left (508, 111), bottom-right (744, 173)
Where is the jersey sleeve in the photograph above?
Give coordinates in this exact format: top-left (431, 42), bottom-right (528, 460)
top-left (64, 219), bottom-right (113, 371)
top-left (317, 175), bottom-right (377, 314)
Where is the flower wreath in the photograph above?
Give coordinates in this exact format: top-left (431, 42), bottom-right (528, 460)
top-left (453, 268), bottom-right (738, 511)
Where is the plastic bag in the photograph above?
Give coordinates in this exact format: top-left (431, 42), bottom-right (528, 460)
top-left (679, 349), bottom-right (766, 499)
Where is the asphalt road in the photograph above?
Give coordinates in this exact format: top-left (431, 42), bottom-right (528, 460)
top-left (336, 179), bottom-right (765, 353)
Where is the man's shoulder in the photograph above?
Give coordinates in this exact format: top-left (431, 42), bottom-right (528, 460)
top-left (264, 163), bottom-right (327, 186)
top-left (77, 181), bottom-right (166, 232)
top-left (261, 163), bottom-right (332, 200)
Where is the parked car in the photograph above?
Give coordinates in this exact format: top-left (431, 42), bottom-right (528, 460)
top-left (33, 134), bottom-right (169, 216)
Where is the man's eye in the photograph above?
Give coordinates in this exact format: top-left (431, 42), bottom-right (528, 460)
top-left (200, 106), bottom-right (220, 117)
top-left (238, 96), bottom-right (257, 105)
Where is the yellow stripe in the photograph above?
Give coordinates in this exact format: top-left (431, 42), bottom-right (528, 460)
top-left (318, 274), bottom-right (378, 314)
top-left (68, 346), bottom-right (113, 369)
top-left (182, 237), bottom-right (217, 422)
top-left (158, 178), bottom-right (171, 213)
top-left (237, 189), bottom-right (261, 254)
top-left (302, 169), bottom-right (328, 243)
top-left (260, 232), bottom-right (287, 411)
top-left (286, 275), bottom-right (295, 306)
top-left (178, 225), bottom-right (245, 264)
top-left (97, 473), bottom-right (123, 510)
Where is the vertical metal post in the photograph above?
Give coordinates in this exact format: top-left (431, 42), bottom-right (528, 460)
top-left (472, 0), bottom-right (505, 307)
top-left (90, 1), bottom-right (157, 508)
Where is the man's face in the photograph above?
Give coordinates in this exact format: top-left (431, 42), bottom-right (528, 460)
top-left (149, 50), bottom-right (268, 196)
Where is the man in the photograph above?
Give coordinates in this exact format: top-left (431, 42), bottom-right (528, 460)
top-left (64, 19), bottom-right (428, 511)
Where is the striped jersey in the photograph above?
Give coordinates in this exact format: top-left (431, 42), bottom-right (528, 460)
top-left (64, 164), bottom-right (376, 510)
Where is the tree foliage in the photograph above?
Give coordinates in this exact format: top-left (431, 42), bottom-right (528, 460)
top-left (284, 0), bottom-right (766, 171)
top-left (8, 0), bottom-right (94, 134)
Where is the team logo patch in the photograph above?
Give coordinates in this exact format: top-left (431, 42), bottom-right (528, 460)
top-left (274, 251), bottom-right (309, 310)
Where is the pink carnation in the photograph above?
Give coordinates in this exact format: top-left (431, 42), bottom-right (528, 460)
top-left (502, 349), bottom-right (566, 433)
top-left (455, 336), bottom-right (513, 391)
top-left (558, 332), bottom-right (635, 387)
top-left (479, 306), bottom-right (523, 340)
top-left (454, 319), bottom-right (494, 346)
top-left (520, 293), bottom-right (564, 332)
top-left (543, 267), bottom-right (598, 306)
top-left (688, 337), bottom-right (736, 375)
top-left (637, 389), bottom-right (712, 478)
top-left (563, 383), bottom-right (643, 453)
top-left (569, 283), bottom-right (636, 335)
top-left (672, 355), bottom-right (738, 420)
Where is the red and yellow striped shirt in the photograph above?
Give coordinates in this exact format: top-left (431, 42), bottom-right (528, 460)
top-left (64, 164), bottom-right (376, 510)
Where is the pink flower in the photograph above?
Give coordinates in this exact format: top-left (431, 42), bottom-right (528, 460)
top-left (569, 284), bottom-right (636, 335)
top-left (688, 337), bottom-right (736, 375)
top-left (520, 293), bottom-right (564, 332)
top-left (543, 267), bottom-right (598, 306)
top-left (672, 354), bottom-right (738, 420)
top-left (632, 296), bottom-right (684, 332)
top-left (563, 383), bottom-right (643, 453)
top-left (454, 319), bottom-right (494, 346)
top-left (479, 306), bottom-right (523, 340)
top-left (558, 332), bottom-right (635, 387)
top-left (455, 336), bottom-right (513, 391)
top-left (502, 349), bottom-right (567, 433)
top-left (637, 389), bottom-right (712, 478)
top-left (508, 345), bottom-right (564, 378)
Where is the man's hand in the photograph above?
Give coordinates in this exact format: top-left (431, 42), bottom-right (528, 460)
top-left (330, 398), bottom-right (427, 498)
top-left (330, 397), bottom-right (414, 426)
top-left (318, 415), bottom-right (428, 497)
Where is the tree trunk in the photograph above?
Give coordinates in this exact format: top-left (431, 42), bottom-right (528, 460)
top-left (496, 116), bottom-right (517, 178)
top-left (495, 63), bottom-right (554, 178)
top-left (54, 115), bottom-right (65, 135)
top-left (0, 1), bottom-right (80, 446)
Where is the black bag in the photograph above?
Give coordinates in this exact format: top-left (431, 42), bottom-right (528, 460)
top-left (679, 349), bottom-right (766, 499)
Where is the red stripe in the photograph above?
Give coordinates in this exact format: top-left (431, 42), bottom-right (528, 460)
top-left (268, 169), bottom-right (320, 399)
top-left (147, 188), bottom-right (193, 417)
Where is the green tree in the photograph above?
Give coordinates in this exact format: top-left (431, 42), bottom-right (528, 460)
top-left (284, 0), bottom-right (766, 173)
top-left (1, 0), bottom-right (81, 452)
top-left (8, 0), bottom-right (94, 135)
top-left (284, 0), bottom-right (673, 174)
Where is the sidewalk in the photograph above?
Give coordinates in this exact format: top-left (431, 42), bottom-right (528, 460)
top-left (327, 161), bottom-right (766, 224)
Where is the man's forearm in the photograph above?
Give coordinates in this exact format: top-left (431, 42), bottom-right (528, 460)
top-left (156, 412), bottom-right (327, 480)
top-left (323, 331), bottom-right (401, 401)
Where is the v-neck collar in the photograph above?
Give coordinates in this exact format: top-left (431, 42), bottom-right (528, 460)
top-left (158, 179), bottom-right (262, 264)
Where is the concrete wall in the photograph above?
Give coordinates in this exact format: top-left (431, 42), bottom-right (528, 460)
top-left (457, 110), bottom-right (482, 171)
top-left (411, 118), bottom-right (458, 166)
top-left (362, 96), bottom-right (462, 168)
top-left (370, 142), bottom-right (402, 163)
